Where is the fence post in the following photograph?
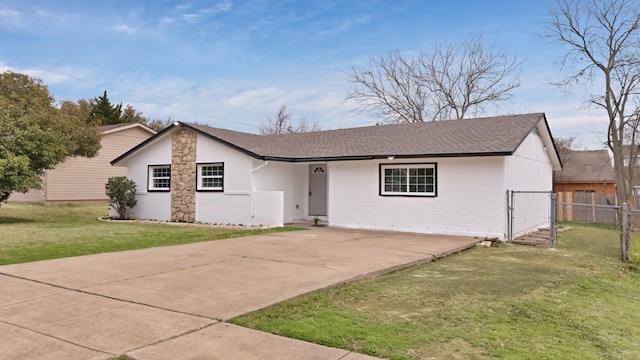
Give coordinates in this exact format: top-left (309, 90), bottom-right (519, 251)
top-left (621, 202), bottom-right (628, 262)
top-left (550, 193), bottom-right (557, 248)
top-left (509, 190), bottom-right (514, 242)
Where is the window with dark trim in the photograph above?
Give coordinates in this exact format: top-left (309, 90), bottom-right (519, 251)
top-left (148, 165), bottom-right (171, 191)
top-left (197, 163), bottom-right (224, 191)
top-left (380, 163), bottom-right (437, 197)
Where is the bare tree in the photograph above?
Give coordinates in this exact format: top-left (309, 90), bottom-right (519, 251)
top-left (554, 136), bottom-right (582, 158)
top-left (259, 104), bottom-right (321, 135)
top-left (147, 117), bottom-right (174, 132)
top-left (546, 0), bottom-right (640, 260)
top-left (346, 36), bottom-right (520, 123)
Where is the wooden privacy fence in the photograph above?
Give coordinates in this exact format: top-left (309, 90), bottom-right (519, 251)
top-left (556, 192), bottom-right (620, 224)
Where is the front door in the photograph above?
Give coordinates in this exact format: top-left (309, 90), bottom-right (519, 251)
top-left (308, 164), bottom-right (327, 216)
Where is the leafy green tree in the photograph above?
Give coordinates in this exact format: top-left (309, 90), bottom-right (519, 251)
top-left (58, 99), bottom-right (102, 157)
top-left (121, 104), bottom-right (149, 124)
top-left (87, 90), bottom-right (123, 125)
top-left (0, 71), bottom-right (101, 204)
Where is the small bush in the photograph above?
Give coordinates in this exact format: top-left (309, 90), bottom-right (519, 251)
top-left (105, 177), bottom-right (137, 220)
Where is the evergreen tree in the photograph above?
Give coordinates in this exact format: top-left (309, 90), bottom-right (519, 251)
top-left (87, 90), bottom-right (123, 125)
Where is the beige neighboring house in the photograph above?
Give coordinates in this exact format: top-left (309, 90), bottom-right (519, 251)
top-left (9, 122), bottom-right (156, 204)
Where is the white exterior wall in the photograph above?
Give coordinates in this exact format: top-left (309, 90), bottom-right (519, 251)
top-left (195, 134), bottom-right (255, 225)
top-left (123, 136), bottom-right (172, 221)
top-left (506, 131), bottom-right (553, 191)
top-left (252, 161), bottom-right (307, 223)
top-left (328, 157), bottom-right (508, 239)
top-left (506, 131), bottom-right (554, 238)
top-left (252, 191), bottom-right (284, 226)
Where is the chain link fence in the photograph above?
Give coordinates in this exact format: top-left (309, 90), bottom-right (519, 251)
top-left (550, 192), bottom-right (629, 260)
top-left (507, 191), bottom-right (631, 260)
top-left (507, 191), bottom-right (556, 247)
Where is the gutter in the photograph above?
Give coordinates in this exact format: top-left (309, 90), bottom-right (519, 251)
top-left (251, 161), bottom-right (269, 217)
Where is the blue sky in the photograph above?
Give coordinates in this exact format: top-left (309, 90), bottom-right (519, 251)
top-left (0, 0), bottom-right (608, 148)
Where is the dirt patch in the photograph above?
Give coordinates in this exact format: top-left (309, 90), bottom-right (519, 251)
top-left (345, 245), bottom-right (577, 324)
top-left (416, 338), bottom-right (489, 360)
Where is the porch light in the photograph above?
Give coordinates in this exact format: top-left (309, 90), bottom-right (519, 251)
top-left (387, 156), bottom-right (395, 160)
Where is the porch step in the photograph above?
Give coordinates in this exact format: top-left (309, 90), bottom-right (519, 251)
top-left (510, 226), bottom-right (569, 248)
top-left (511, 228), bottom-right (552, 248)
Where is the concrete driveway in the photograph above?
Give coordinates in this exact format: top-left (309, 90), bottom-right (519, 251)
top-left (0, 226), bottom-right (478, 360)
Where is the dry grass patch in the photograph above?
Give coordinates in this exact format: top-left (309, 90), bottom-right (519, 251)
top-left (233, 224), bottom-right (640, 359)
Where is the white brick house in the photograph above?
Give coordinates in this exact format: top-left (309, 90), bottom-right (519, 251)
top-left (111, 113), bottom-right (562, 240)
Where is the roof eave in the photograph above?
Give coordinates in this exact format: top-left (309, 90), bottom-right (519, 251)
top-left (178, 122), bottom-right (266, 161)
top-left (111, 123), bottom-right (178, 166)
top-left (262, 151), bottom-right (514, 163)
top-left (101, 122), bottom-right (157, 135)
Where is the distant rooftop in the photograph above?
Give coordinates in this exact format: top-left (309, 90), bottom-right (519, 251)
top-left (555, 149), bottom-right (614, 183)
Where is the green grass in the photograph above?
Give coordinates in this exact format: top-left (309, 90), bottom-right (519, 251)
top-left (232, 225), bottom-right (640, 359)
top-left (0, 203), bottom-right (302, 266)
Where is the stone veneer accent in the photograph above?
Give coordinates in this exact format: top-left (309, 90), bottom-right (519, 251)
top-left (171, 127), bottom-right (197, 222)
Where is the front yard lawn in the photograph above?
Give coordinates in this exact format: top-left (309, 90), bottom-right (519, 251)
top-left (232, 224), bottom-right (640, 360)
top-left (0, 203), bottom-right (301, 266)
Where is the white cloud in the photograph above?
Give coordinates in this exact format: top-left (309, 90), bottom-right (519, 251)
top-left (318, 14), bottom-right (373, 37)
top-left (201, 1), bottom-right (233, 15)
top-left (0, 6), bottom-right (22, 27)
top-left (0, 63), bottom-right (75, 85)
top-left (168, 1), bottom-right (232, 25)
top-left (222, 86), bottom-right (287, 108)
top-left (113, 23), bottom-right (137, 34)
top-left (159, 16), bottom-right (177, 25)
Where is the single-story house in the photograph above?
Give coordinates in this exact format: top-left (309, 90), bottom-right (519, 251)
top-left (9, 122), bottom-right (156, 204)
top-left (553, 149), bottom-right (615, 194)
top-left (111, 113), bottom-right (561, 240)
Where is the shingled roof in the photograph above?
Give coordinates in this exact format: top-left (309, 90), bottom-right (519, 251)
top-left (112, 113), bottom-right (557, 165)
top-left (183, 113), bottom-right (548, 161)
top-left (554, 149), bottom-right (614, 183)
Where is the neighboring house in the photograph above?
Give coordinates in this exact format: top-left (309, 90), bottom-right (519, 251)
top-left (112, 113), bottom-right (561, 240)
top-left (553, 149), bottom-right (615, 193)
top-left (9, 122), bottom-right (156, 204)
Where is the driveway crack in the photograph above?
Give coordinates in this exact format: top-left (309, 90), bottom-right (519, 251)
top-left (0, 271), bottom-right (221, 322)
top-left (124, 322), bottom-right (216, 353)
top-left (0, 319), bottom-right (114, 356)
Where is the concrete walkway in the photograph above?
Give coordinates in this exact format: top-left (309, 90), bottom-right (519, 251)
top-left (0, 227), bottom-right (478, 360)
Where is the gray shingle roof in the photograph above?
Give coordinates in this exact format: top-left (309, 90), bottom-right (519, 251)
top-left (554, 149), bottom-right (614, 183)
top-left (185, 113), bottom-right (546, 161)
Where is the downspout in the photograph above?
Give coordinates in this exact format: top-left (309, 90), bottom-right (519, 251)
top-left (251, 161), bottom-right (269, 217)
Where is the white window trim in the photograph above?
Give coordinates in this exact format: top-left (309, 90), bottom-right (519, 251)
top-left (379, 163), bottom-right (437, 197)
top-left (197, 162), bottom-right (224, 191)
top-left (148, 165), bottom-right (171, 192)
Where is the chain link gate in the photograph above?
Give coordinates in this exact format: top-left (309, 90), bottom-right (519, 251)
top-left (507, 191), bottom-right (556, 247)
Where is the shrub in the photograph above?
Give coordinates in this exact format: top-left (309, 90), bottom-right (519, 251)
top-left (105, 177), bottom-right (137, 220)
